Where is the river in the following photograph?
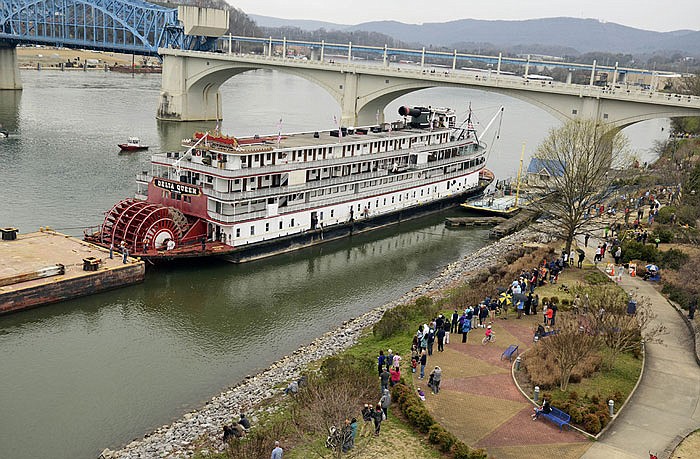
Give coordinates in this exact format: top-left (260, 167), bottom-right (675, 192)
top-left (0, 69), bottom-right (668, 459)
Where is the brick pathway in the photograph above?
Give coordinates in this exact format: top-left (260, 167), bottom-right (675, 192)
top-left (416, 312), bottom-right (590, 458)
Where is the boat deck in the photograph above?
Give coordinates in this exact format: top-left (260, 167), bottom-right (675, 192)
top-left (0, 230), bottom-right (145, 314)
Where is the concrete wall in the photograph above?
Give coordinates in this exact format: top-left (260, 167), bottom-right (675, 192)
top-left (178, 6), bottom-right (229, 37)
top-left (0, 45), bottom-right (22, 90)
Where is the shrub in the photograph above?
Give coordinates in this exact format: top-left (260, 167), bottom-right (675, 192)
top-left (428, 424), bottom-right (456, 452)
top-left (583, 413), bottom-right (602, 434)
top-left (662, 282), bottom-right (692, 308)
top-left (658, 248), bottom-right (689, 270)
top-left (453, 441), bottom-right (472, 459)
top-left (621, 241), bottom-right (658, 264)
top-left (596, 410), bottom-right (610, 429)
top-left (655, 206), bottom-right (676, 224)
top-left (651, 227), bottom-right (674, 243)
top-left (584, 270), bottom-right (612, 285)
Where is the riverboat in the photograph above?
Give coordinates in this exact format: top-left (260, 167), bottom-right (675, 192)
top-left (118, 137), bottom-right (149, 152)
top-left (85, 105), bottom-right (502, 262)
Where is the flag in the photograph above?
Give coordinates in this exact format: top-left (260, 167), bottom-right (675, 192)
top-left (277, 117), bottom-right (282, 147)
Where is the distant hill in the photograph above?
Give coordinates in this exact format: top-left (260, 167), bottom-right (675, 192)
top-left (248, 15), bottom-right (700, 57)
top-left (249, 15), bottom-right (349, 32)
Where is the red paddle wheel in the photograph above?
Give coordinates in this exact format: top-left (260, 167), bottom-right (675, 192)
top-left (100, 199), bottom-right (191, 254)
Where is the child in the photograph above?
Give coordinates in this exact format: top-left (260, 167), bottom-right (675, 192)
top-left (485, 325), bottom-right (494, 342)
top-left (417, 387), bottom-right (426, 401)
top-left (411, 356), bottom-right (417, 373)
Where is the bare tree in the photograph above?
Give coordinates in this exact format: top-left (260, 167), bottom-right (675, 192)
top-left (531, 118), bottom-right (632, 255)
top-left (289, 357), bottom-right (377, 458)
top-left (580, 286), bottom-right (665, 368)
top-left (539, 315), bottom-right (601, 391)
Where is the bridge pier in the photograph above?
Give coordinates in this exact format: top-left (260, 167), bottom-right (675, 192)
top-left (157, 54), bottom-right (222, 121)
top-left (0, 44), bottom-right (22, 90)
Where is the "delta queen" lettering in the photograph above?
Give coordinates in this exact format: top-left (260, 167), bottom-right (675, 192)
top-left (153, 178), bottom-right (200, 196)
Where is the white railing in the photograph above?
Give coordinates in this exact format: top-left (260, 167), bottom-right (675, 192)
top-left (167, 48), bottom-right (700, 108)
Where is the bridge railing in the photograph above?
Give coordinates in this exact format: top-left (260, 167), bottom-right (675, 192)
top-left (168, 48), bottom-right (700, 108)
top-left (218, 34), bottom-right (678, 79)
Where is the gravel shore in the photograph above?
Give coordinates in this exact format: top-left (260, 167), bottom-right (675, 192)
top-left (100, 228), bottom-right (540, 459)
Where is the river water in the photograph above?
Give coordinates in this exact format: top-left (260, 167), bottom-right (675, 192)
top-left (0, 69), bottom-right (668, 459)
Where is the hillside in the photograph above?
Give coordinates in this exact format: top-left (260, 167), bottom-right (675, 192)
top-left (249, 14), bottom-right (700, 57)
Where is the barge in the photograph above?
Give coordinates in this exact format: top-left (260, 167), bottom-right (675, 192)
top-left (85, 105), bottom-right (502, 263)
top-left (0, 228), bottom-right (144, 314)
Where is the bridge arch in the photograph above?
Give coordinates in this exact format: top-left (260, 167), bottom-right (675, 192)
top-left (157, 50), bottom-right (700, 129)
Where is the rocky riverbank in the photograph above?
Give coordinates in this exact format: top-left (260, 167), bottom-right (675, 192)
top-left (100, 228), bottom-right (541, 459)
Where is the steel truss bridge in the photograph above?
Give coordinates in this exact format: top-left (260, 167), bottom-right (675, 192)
top-left (0, 0), bottom-right (214, 56)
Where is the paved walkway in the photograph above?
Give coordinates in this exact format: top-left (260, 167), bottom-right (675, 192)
top-left (416, 316), bottom-right (590, 459)
top-left (580, 240), bottom-right (700, 459)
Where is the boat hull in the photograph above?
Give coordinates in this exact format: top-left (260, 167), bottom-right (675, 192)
top-left (131, 182), bottom-right (489, 264)
top-left (118, 144), bottom-right (149, 152)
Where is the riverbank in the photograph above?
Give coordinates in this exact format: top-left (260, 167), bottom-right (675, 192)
top-left (100, 227), bottom-right (541, 458)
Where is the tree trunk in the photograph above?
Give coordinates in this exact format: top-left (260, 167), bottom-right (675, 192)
top-left (560, 367), bottom-right (572, 391)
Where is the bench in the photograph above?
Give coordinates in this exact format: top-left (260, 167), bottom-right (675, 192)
top-left (541, 407), bottom-right (571, 431)
top-left (501, 344), bottom-right (519, 362)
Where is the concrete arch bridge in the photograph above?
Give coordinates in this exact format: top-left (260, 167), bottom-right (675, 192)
top-left (158, 48), bottom-right (700, 132)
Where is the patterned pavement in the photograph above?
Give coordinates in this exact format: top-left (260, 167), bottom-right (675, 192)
top-left (414, 314), bottom-right (591, 459)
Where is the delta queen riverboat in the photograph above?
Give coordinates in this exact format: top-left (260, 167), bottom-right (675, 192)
top-left (85, 105), bottom-right (501, 263)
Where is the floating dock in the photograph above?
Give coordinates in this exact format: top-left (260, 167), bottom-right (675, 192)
top-left (445, 216), bottom-right (507, 228)
top-left (489, 209), bottom-right (539, 239)
top-left (0, 228), bottom-right (145, 314)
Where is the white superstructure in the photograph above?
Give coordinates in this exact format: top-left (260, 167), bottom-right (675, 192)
top-left (135, 106), bottom-right (494, 252)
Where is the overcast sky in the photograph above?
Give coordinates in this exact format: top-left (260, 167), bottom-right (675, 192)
top-left (230, 0), bottom-right (699, 33)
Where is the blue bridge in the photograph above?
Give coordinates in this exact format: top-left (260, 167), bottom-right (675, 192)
top-left (0, 0), bottom-right (218, 55)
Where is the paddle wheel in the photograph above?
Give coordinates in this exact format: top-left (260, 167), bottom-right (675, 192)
top-left (99, 199), bottom-right (195, 254)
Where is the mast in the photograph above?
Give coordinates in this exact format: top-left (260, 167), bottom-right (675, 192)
top-left (514, 143), bottom-right (525, 208)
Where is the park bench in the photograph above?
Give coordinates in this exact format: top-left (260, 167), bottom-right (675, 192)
top-left (501, 344), bottom-right (519, 362)
top-left (541, 407), bottom-right (571, 431)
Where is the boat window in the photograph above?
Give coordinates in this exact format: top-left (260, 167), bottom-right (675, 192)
top-left (290, 218), bottom-right (295, 227)
top-left (331, 210), bottom-right (334, 218)
top-left (236, 228), bottom-right (240, 237)
top-left (265, 223), bottom-right (270, 232)
top-left (250, 226), bottom-right (255, 235)
top-left (279, 221), bottom-right (283, 230)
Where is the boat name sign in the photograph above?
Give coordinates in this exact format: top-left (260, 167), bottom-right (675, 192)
top-left (153, 178), bottom-right (201, 196)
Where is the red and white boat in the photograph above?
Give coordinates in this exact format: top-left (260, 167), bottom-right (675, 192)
top-left (118, 137), bottom-right (149, 152)
top-left (87, 105), bottom-right (500, 263)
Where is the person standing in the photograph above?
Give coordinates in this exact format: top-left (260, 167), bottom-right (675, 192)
top-left (577, 250), bottom-right (585, 268)
top-left (689, 297), bottom-right (698, 320)
top-left (372, 403), bottom-right (384, 436)
top-left (451, 309), bottom-right (459, 333)
top-left (271, 440), bottom-right (283, 459)
top-left (419, 350), bottom-right (427, 379)
top-left (461, 314), bottom-right (471, 343)
top-left (585, 234), bottom-right (590, 247)
top-left (389, 366), bottom-right (400, 387)
top-left (436, 326), bottom-right (445, 352)
top-left (427, 327), bottom-right (435, 356)
top-left (430, 366), bottom-right (442, 394)
top-left (377, 350), bottom-right (386, 376)
top-left (443, 317), bottom-right (451, 344)
top-left (614, 246), bottom-right (622, 265)
top-left (380, 388), bottom-right (391, 418)
top-left (380, 367), bottom-right (390, 393)
top-left (109, 241), bottom-right (114, 259)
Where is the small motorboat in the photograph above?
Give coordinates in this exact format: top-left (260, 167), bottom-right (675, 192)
top-left (0, 124), bottom-right (8, 138)
top-left (118, 137), bottom-right (149, 151)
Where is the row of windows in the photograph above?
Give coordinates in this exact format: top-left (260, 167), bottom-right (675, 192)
top-left (233, 177), bottom-right (474, 238)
